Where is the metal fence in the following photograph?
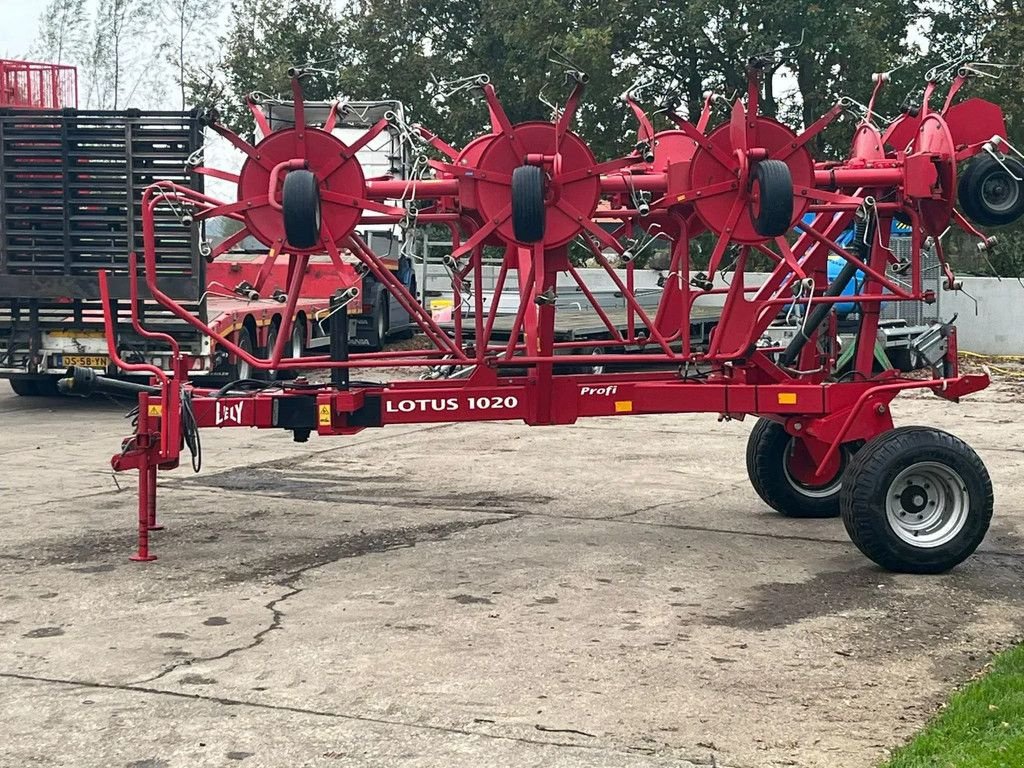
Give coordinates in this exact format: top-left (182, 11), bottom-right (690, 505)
top-left (0, 60), bottom-right (77, 110)
top-left (880, 235), bottom-right (941, 326)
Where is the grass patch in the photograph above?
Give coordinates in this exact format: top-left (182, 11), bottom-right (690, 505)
top-left (882, 642), bottom-right (1024, 768)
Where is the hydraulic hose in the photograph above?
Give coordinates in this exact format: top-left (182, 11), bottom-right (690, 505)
top-left (779, 217), bottom-right (870, 366)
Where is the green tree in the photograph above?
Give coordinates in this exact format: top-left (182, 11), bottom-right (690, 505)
top-left (35, 0), bottom-right (88, 65)
top-left (218, 0), bottom-right (349, 132)
top-left (162, 0), bottom-right (223, 110)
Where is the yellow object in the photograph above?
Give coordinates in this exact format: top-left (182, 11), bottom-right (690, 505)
top-left (960, 350), bottom-right (1024, 378)
top-left (47, 330), bottom-right (105, 338)
top-left (147, 404), bottom-right (162, 417)
top-left (63, 355), bottom-right (107, 368)
top-left (614, 400), bottom-right (633, 413)
top-left (777, 392), bottom-right (798, 405)
top-left (318, 404), bottom-right (332, 426)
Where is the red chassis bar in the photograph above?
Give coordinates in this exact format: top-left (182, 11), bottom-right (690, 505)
top-left (186, 368), bottom-right (988, 435)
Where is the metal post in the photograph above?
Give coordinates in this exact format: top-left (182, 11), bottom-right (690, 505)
top-left (420, 231), bottom-right (429, 312)
top-left (147, 463), bottom-right (161, 531)
top-left (130, 393), bottom-right (157, 562)
top-left (330, 292), bottom-right (349, 390)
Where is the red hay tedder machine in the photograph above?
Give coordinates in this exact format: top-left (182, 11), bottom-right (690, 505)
top-left (60, 53), bottom-right (1024, 573)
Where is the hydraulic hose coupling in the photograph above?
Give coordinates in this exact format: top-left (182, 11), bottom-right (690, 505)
top-left (234, 281), bottom-right (261, 301)
top-left (58, 365), bottom-right (101, 395)
top-left (58, 366), bottom-right (161, 397)
top-left (337, 286), bottom-right (359, 303)
top-left (635, 141), bottom-right (655, 164)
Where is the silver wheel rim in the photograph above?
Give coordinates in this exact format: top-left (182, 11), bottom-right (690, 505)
top-left (267, 327), bottom-right (280, 377)
top-left (884, 461), bottom-right (969, 548)
top-left (782, 440), bottom-right (845, 499)
top-left (590, 347), bottom-right (605, 375)
top-left (982, 172), bottom-right (1019, 213)
top-left (290, 324), bottom-right (303, 359)
top-left (238, 350), bottom-right (252, 380)
top-left (237, 330), bottom-right (255, 380)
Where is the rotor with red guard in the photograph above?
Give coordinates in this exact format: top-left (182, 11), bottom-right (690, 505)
top-left (236, 128), bottom-right (366, 250)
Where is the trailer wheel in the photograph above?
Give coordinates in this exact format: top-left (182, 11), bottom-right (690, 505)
top-left (746, 418), bottom-right (854, 518)
top-left (840, 427), bottom-right (992, 573)
top-left (750, 160), bottom-right (793, 237)
top-left (9, 377), bottom-right (41, 396)
top-left (511, 165), bottom-right (546, 243)
top-left (232, 325), bottom-right (263, 382)
top-left (8, 376), bottom-right (60, 397)
top-left (958, 154), bottom-right (1024, 227)
top-left (282, 169), bottom-right (322, 249)
top-left (34, 377), bottom-right (61, 396)
top-left (368, 294), bottom-right (388, 352)
top-left (266, 320), bottom-right (302, 381)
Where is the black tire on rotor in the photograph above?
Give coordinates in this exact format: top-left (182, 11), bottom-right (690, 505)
top-left (511, 164), bottom-right (546, 243)
top-left (957, 154), bottom-right (1024, 228)
top-left (839, 426), bottom-right (992, 574)
top-left (282, 169), bottom-right (322, 249)
top-left (750, 159), bottom-right (794, 237)
top-left (746, 417), bottom-right (853, 518)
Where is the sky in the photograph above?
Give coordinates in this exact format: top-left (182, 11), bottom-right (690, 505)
top-left (0, 1), bottom-right (47, 58)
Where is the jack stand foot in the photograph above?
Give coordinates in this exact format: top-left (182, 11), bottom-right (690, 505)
top-left (129, 553), bottom-right (158, 562)
top-left (147, 525), bottom-right (165, 531)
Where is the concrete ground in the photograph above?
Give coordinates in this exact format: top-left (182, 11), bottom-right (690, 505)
top-left (0, 380), bottom-right (1022, 768)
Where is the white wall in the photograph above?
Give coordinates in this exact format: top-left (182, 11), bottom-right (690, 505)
top-left (938, 277), bottom-right (1024, 355)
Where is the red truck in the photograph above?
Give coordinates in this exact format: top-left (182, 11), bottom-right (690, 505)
top-left (0, 61), bottom-right (417, 395)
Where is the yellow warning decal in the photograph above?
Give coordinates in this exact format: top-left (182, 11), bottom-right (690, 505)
top-left (318, 404), bottom-right (332, 426)
top-left (147, 404), bottom-right (162, 417)
top-left (777, 392), bottom-right (798, 405)
top-left (615, 400), bottom-right (634, 413)
top-left (676, 194), bottom-right (687, 202)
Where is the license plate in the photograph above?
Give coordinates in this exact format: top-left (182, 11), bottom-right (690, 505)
top-left (63, 355), bottom-right (108, 369)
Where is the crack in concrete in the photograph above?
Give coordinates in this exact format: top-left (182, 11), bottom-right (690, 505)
top-left (0, 671), bottom-right (724, 763)
top-left (132, 515), bottom-right (518, 686)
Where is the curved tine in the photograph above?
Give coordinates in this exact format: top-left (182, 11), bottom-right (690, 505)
top-left (619, 74), bottom-right (655, 103)
top-left (959, 60), bottom-right (1011, 79)
top-left (925, 44), bottom-right (973, 82)
top-left (431, 72), bottom-right (491, 99)
top-left (537, 84), bottom-right (560, 118)
top-left (547, 46), bottom-right (588, 82)
top-left (872, 59), bottom-right (907, 84)
top-left (748, 29), bottom-right (806, 68)
top-left (838, 95), bottom-right (888, 123)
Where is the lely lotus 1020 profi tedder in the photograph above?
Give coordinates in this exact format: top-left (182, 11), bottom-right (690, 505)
top-left (60, 51), bottom-right (1024, 572)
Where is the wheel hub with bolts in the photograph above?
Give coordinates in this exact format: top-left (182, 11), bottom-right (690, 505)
top-left (982, 173), bottom-right (1019, 212)
top-left (885, 461), bottom-right (970, 548)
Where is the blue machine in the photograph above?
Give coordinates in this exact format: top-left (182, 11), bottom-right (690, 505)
top-left (803, 215), bottom-right (910, 317)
